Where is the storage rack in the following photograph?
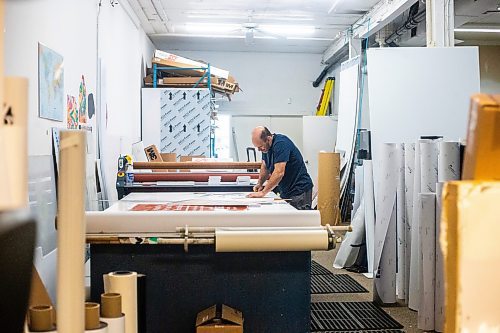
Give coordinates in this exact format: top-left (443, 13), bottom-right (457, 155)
top-left (151, 63), bottom-right (216, 157)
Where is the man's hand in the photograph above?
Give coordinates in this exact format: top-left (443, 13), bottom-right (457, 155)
top-left (247, 191), bottom-right (266, 198)
top-left (253, 184), bottom-right (264, 192)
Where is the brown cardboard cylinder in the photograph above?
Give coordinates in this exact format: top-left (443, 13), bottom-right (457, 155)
top-left (85, 302), bottom-right (101, 330)
top-left (29, 305), bottom-right (55, 331)
top-left (101, 293), bottom-right (122, 318)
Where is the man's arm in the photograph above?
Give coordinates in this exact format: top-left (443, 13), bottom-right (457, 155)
top-left (254, 161), bottom-right (269, 192)
top-left (248, 162), bottom-right (286, 198)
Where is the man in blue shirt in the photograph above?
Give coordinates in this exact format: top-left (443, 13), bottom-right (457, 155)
top-left (247, 126), bottom-right (314, 210)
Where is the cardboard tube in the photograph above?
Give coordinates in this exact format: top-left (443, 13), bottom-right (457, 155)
top-left (101, 293), bottom-right (121, 318)
top-left (29, 305), bottom-right (55, 332)
top-left (133, 161), bottom-right (261, 170)
top-left (104, 271), bottom-right (137, 333)
top-left (215, 228), bottom-right (329, 252)
top-left (85, 303), bottom-right (100, 330)
top-left (0, 77), bottom-right (28, 210)
top-left (57, 131), bottom-right (86, 333)
top-left (317, 152), bottom-right (340, 226)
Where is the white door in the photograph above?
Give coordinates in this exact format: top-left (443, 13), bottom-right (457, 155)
top-left (302, 116), bottom-right (338, 185)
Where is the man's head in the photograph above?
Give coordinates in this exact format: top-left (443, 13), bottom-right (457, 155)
top-left (251, 126), bottom-right (273, 153)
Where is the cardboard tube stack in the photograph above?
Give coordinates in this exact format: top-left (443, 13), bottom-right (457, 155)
top-left (28, 305), bottom-right (57, 333)
top-left (57, 131), bottom-right (86, 333)
top-left (317, 152), bottom-right (340, 225)
top-left (85, 303), bottom-right (108, 333)
top-left (101, 293), bottom-right (125, 333)
top-left (104, 272), bottom-right (138, 333)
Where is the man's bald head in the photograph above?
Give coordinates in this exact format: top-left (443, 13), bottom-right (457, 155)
top-left (251, 126), bottom-right (273, 152)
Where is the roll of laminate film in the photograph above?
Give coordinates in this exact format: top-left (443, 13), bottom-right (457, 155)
top-left (215, 228), bottom-right (329, 252)
top-left (363, 160), bottom-right (375, 278)
top-left (317, 152), bottom-right (340, 226)
top-left (85, 302), bottom-right (108, 333)
top-left (28, 305), bottom-right (56, 332)
top-left (0, 77), bottom-right (28, 211)
top-left (417, 193), bottom-right (436, 331)
top-left (403, 142), bottom-right (416, 302)
top-left (438, 141), bottom-right (461, 182)
top-left (396, 143), bottom-right (406, 301)
top-left (435, 183), bottom-right (445, 332)
top-left (57, 131), bottom-right (86, 333)
top-left (101, 293), bottom-right (125, 333)
top-left (104, 272), bottom-right (137, 333)
top-left (420, 140), bottom-right (439, 193)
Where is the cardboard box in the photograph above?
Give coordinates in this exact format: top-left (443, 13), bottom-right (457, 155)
top-left (462, 94), bottom-right (500, 180)
top-left (196, 304), bottom-right (243, 333)
top-left (441, 181), bottom-right (500, 332)
top-left (153, 50), bottom-right (229, 79)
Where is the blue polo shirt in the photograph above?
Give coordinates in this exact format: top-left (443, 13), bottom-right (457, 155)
top-left (262, 133), bottom-right (313, 199)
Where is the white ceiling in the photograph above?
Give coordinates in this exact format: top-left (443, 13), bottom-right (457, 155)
top-left (128, 0), bottom-right (381, 53)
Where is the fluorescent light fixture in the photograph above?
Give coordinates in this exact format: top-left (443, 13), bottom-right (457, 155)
top-left (260, 25), bottom-right (315, 35)
top-left (286, 37), bottom-right (335, 41)
top-left (328, 0), bottom-right (343, 14)
top-left (454, 28), bottom-right (500, 33)
top-left (185, 23), bottom-right (240, 33)
top-left (150, 33), bottom-right (276, 39)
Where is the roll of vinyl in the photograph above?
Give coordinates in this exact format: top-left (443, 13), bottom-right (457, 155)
top-left (352, 166), bottom-right (364, 215)
top-left (420, 141), bottom-right (440, 193)
top-left (317, 152), bottom-right (340, 226)
top-left (57, 131), bottom-right (86, 333)
top-left (373, 143), bottom-right (398, 304)
top-left (0, 77), bottom-right (28, 211)
top-left (101, 293), bottom-right (125, 333)
top-left (417, 193), bottom-right (436, 331)
top-left (104, 272), bottom-right (137, 333)
top-left (215, 228), bottom-right (329, 252)
top-left (28, 305), bottom-right (57, 332)
top-left (434, 183), bottom-right (445, 332)
top-left (396, 144), bottom-right (406, 301)
top-left (438, 141), bottom-right (461, 182)
top-left (363, 160), bottom-right (376, 278)
top-left (333, 198), bottom-right (365, 269)
top-left (403, 142), bottom-right (415, 301)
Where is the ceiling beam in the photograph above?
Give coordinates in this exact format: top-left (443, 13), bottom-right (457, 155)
top-left (322, 0), bottom-right (418, 64)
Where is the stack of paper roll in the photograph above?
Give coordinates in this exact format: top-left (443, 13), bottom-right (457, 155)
top-left (100, 293), bottom-right (125, 333)
top-left (317, 152), bottom-right (340, 225)
top-left (104, 272), bottom-right (138, 333)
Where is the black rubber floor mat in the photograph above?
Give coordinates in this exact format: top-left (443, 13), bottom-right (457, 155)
top-left (311, 302), bottom-right (403, 332)
top-left (311, 274), bottom-right (368, 294)
top-left (311, 260), bottom-right (333, 275)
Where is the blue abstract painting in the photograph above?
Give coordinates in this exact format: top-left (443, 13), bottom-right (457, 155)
top-left (38, 43), bottom-right (64, 121)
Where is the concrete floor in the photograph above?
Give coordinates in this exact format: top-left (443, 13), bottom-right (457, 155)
top-left (312, 249), bottom-right (420, 333)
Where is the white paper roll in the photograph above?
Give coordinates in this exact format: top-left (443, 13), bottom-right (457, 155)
top-left (101, 316), bottom-right (125, 333)
top-left (87, 210), bottom-right (321, 233)
top-left (104, 272), bottom-right (137, 333)
top-left (57, 131), bottom-right (86, 333)
top-left (435, 183), bottom-right (445, 332)
top-left (363, 160), bottom-right (376, 278)
top-left (215, 228), bottom-right (329, 252)
top-left (373, 143), bottom-right (398, 304)
top-left (438, 141), bottom-right (461, 182)
top-left (85, 323), bottom-right (108, 333)
top-left (417, 193), bottom-right (436, 331)
top-left (403, 142), bottom-right (415, 302)
top-left (420, 141), bottom-right (440, 193)
top-left (396, 144), bottom-right (406, 300)
top-left (352, 166), bottom-right (364, 215)
top-left (334, 198), bottom-right (365, 269)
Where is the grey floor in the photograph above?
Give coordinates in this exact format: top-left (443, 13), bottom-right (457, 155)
top-left (312, 248), bottom-right (420, 333)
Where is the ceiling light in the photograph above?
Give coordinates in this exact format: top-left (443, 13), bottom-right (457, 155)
top-left (260, 25), bottom-right (315, 35)
top-left (454, 28), bottom-right (500, 33)
top-left (185, 23), bottom-right (240, 33)
top-left (328, 0), bottom-right (343, 14)
top-left (286, 37), bottom-right (335, 41)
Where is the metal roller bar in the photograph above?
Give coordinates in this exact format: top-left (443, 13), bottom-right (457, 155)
top-left (133, 172), bottom-right (259, 182)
